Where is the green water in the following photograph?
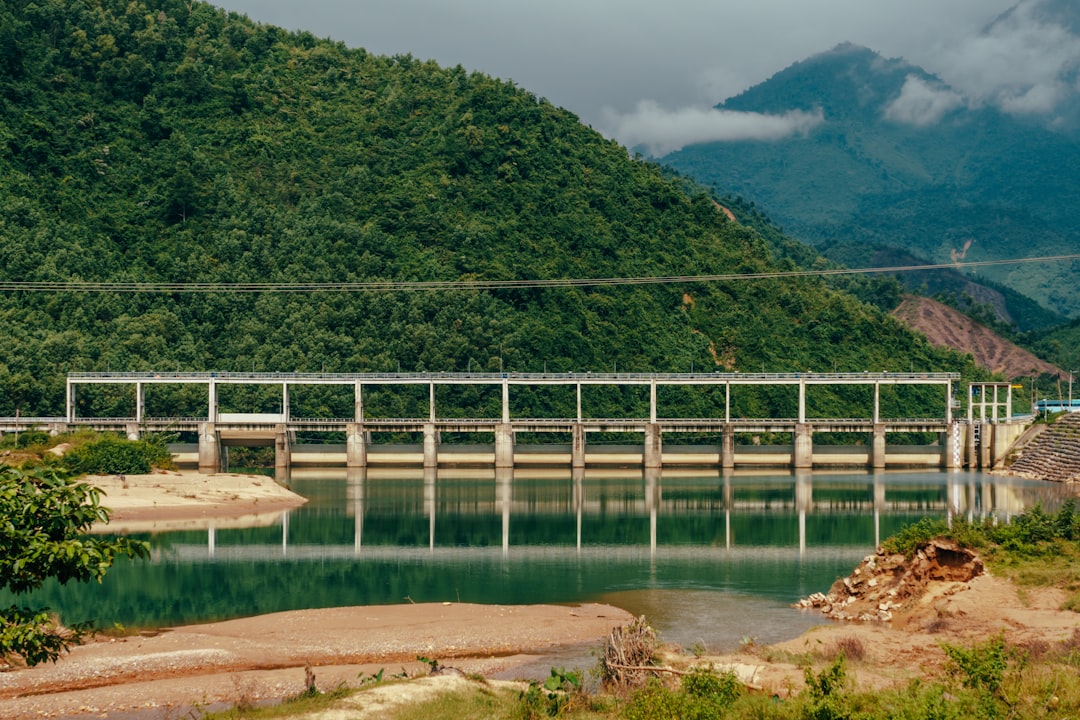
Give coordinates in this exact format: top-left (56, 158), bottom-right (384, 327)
top-left (15, 468), bottom-right (1073, 651)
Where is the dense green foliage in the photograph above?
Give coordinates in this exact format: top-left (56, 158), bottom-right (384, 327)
top-left (0, 1), bottom-right (982, 421)
top-left (661, 43), bottom-right (1080, 321)
top-left (61, 434), bottom-right (173, 474)
top-left (0, 464), bottom-right (148, 665)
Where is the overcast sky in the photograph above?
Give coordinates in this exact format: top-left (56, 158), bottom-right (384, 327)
top-left (210, 1), bottom-right (1079, 154)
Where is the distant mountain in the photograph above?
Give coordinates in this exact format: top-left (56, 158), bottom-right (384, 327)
top-left (660, 40), bottom-right (1080, 322)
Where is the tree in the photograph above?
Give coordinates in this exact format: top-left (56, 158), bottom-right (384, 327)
top-left (0, 465), bottom-right (149, 666)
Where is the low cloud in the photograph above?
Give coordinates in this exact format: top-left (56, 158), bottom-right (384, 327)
top-left (603, 102), bottom-right (825, 156)
top-left (884, 75), bottom-right (965, 126)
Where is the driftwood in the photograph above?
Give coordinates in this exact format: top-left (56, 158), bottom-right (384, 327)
top-left (601, 616), bottom-right (658, 690)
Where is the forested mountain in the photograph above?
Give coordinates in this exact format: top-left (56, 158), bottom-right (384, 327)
top-left (660, 42), bottom-right (1080, 323)
top-left (0, 0), bottom-right (981, 418)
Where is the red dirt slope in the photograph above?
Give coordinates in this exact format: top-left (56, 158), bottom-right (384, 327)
top-left (892, 296), bottom-right (1062, 378)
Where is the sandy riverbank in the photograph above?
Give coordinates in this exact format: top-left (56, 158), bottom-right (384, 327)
top-left (88, 470), bottom-right (308, 534)
top-left (0, 603), bottom-right (633, 719)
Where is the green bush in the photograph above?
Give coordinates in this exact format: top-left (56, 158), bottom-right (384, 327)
top-left (62, 435), bottom-right (173, 475)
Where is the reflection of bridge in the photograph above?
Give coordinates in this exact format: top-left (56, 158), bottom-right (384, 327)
top-left (1, 371), bottom-right (983, 471)
top-left (163, 469), bottom-right (1028, 562)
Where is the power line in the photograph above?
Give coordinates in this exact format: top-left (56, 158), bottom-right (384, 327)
top-left (0, 254), bottom-right (1077, 293)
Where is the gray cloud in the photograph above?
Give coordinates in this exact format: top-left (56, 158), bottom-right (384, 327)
top-left (924, 0), bottom-right (1080, 116)
top-left (603, 103), bottom-right (825, 156)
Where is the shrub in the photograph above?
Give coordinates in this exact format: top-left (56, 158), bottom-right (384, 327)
top-left (682, 666), bottom-right (743, 710)
top-left (941, 634), bottom-right (1009, 695)
top-left (880, 518), bottom-right (950, 557)
top-left (63, 435), bottom-right (173, 475)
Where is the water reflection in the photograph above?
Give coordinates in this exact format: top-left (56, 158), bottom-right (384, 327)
top-left (189, 468), bottom-right (1051, 562)
top-left (16, 468), bottom-right (1076, 651)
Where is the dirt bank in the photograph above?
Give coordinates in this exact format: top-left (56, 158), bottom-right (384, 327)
top-left (88, 470), bottom-right (308, 534)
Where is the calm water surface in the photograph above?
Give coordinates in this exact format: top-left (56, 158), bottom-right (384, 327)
top-left (23, 468), bottom-right (1076, 653)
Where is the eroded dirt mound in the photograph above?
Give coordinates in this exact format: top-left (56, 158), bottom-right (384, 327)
top-left (891, 295), bottom-right (1061, 377)
top-left (796, 539), bottom-right (984, 622)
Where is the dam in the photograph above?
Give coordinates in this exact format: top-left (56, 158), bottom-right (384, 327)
top-left (0, 371), bottom-right (1023, 472)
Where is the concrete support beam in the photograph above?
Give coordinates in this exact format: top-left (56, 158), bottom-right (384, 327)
top-left (794, 423), bottom-right (813, 469)
top-left (208, 380), bottom-right (218, 423)
top-left (644, 423), bottom-right (662, 469)
top-left (423, 423), bottom-right (439, 468)
top-left (66, 380), bottom-right (75, 423)
top-left (966, 422), bottom-right (978, 469)
top-left (649, 380), bottom-right (657, 424)
top-left (871, 424), bottom-right (886, 469)
top-left (136, 382), bottom-right (144, 424)
top-left (495, 423), bottom-right (515, 468)
top-left (354, 381), bottom-right (364, 422)
top-left (941, 430), bottom-right (953, 470)
top-left (798, 379), bottom-right (806, 424)
top-left (125, 422), bottom-right (140, 441)
top-left (978, 424), bottom-right (991, 469)
top-left (346, 423), bottom-right (368, 468)
top-left (198, 422), bottom-right (219, 474)
top-left (275, 424), bottom-right (290, 473)
top-left (502, 379), bottom-right (510, 424)
top-left (721, 424), bottom-right (735, 470)
top-left (571, 424), bottom-right (585, 469)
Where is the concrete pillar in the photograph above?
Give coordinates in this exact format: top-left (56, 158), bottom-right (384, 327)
top-left (282, 383), bottom-right (290, 422)
top-left (125, 422), bottom-right (140, 441)
top-left (48, 423), bottom-right (68, 437)
top-left (721, 424), bottom-right (735, 470)
top-left (136, 382), bottom-right (144, 424)
top-left (423, 423), bottom-right (439, 468)
top-left (871, 424), bottom-right (886, 469)
top-left (66, 380), bottom-right (75, 423)
top-left (198, 422), bottom-right (219, 474)
top-left (724, 382), bottom-right (731, 423)
top-left (644, 423), bottom-right (662, 469)
top-left (945, 380), bottom-right (952, 424)
top-left (649, 380), bottom-right (657, 423)
top-left (571, 424), bottom-right (585, 469)
top-left (275, 423), bottom-right (291, 473)
top-left (798, 379), bottom-right (806, 424)
top-left (873, 382), bottom-right (880, 424)
top-left (502, 378), bottom-right (510, 423)
top-left (208, 380), bottom-right (218, 423)
top-left (495, 423), bottom-right (515, 468)
top-left (943, 422), bottom-right (958, 470)
top-left (354, 381), bottom-right (364, 421)
top-left (794, 423), bottom-right (813, 469)
top-left (346, 422), bottom-right (368, 468)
